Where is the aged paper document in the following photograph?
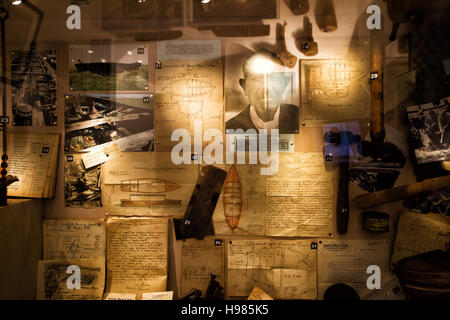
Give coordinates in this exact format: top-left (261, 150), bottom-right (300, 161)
top-left (213, 153), bottom-right (334, 237)
top-left (392, 211), bottom-right (450, 263)
top-left (142, 291), bottom-right (174, 300)
top-left (359, 273), bottom-right (406, 300)
top-left (81, 142), bottom-right (121, 170)
top-left (317, 240), bottom-right (390, 299)
top-left (0, 133), bottom-right (59, 198)
top-left (157, 40), bottom-right (221, 61)
top-left (43, 220), bottom-right (106, 260)
top-left (300, 58), bottom-right (370, 125)
top-left (102, 152), bottom-right (197, 216)
top-left (105, 218), bottom-right (168, 298)
top-left (103, 293), bottom-right (136, 300)
top-left (247, 286), bottom-right (274, 300)
top-left (154, 59), bottom-right (223, 151)
top-left (36, 258), bottom-right (105, 300)
top-left (181, 238), bottom-right (225, 297)
top-left (80, 130), bottom-right (153, 169)
top-left (227, 239), bottom-right (317, 299)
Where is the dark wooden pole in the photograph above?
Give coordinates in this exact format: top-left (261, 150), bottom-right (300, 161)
top-left (0, 0), bottom-right (9, 207)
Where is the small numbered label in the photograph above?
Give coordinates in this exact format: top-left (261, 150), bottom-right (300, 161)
top-left (0, 116), bottom-right (9, 124)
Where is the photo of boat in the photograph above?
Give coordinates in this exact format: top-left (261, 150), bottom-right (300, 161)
top-left (11, 50), bottom-right (57, 126)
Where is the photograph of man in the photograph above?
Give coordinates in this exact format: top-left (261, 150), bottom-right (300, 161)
top-left (226, 50), bottom-right (299, 134)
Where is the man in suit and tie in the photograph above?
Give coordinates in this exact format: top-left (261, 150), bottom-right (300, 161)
top-left (226, 50), bottom-right (299, 134)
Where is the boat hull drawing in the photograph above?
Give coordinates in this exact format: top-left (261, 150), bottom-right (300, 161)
top-left (120, 178), bottom-right (181, 193)
top-left (223, 165), bottom-right (242, 230)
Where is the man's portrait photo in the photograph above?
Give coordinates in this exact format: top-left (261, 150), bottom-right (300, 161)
top-left (225, 47), bottom-right (299, 134)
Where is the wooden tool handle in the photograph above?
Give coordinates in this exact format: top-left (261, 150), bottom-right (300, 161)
top-left (319, 0), bottom-right (337, 32)
top-left (370, 23), bottom-right (385, 144)
top-left (276, 22), bottom-right (298, 68)
top-left (300, 16), bottom-right (319, 56)
top-left (355, 175), bottom-right (450, 209)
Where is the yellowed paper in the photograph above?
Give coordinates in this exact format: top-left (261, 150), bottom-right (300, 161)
top-left (227, 239), bottom-right (317, 299)
top-left (157, 40), bottom-right (221, 61)
top-left (317, 240), bottom-right (391, 299)
top-left (392, 211), bottom-right (450, 263)
top-left (36, 258), bottom-right (105, 300)
top-left (43, 220), bottom-right (106, 260)
top-left (247, 286), bottom-right (274, 300)
top-left (102, 152), bottom-right (197, 217)
top-left (1, 133), bottom-right (60, 198)
top-left (81, 142), bottom-right (121, 169)
top-left (213, 153), bottom-right (334, 237)
top-left (359, 273), bottom-right (406, 300)
top-left (300, 58), bottom-right (370, 125)
top-left (103, 293), bottom-right (136, 300)
top-left (181, 238), bottom-right (225, 297)
top-left (81, 130), bottom-right (154, 169)
top-left (105, 218), bottom-right (168, 297)
top-left (142, 291), bottom-right (174, 300)
top-left (154, 59), bottom-right (223, 151)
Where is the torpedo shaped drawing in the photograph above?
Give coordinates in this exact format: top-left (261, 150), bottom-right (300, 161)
top-left (121, 178), bottom-right (181, 193)
top-left (223, 165), bottom-right (242, 230)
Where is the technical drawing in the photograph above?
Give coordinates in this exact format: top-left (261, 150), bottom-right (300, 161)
top-left (120, 178), bottom-right (182, 207)
top-left (154, 60), bottom-right (223, 149)
top-left (228, 240), bottom-right (317, 299)
top-left (223, 165), bottom-right (242, 230)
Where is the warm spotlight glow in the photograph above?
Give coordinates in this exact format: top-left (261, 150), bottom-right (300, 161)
top-left (246, 56), bottom-right (279, 75)
top-left (12, 0), bottom-right (22, 5)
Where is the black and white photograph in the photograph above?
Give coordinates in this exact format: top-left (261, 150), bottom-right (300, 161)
top-left (404, 191), bottom-right (450, 216)
top-left (225, 45), bottom-right (299, 134)
top-left (407, 98), bottom-right (450, 164)
top-left (64, 154), bottom-right (102, 208)
top-left (11, 50), bottom-right (57, 126)
top-left (64, 94), bottom-right (154, 154)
